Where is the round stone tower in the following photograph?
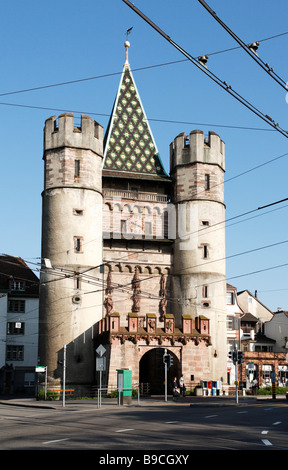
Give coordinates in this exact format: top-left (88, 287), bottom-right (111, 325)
top-left (39, 113), bottom-right (103, 388)
top-left (170, 129), bottom-right (227, 382)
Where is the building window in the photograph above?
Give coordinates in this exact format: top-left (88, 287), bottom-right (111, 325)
top-left (262, 365), bottom-right (273, 385)
top-left (74, 237), bottom-right (83, 253)
top-left (6, 345), bottom-right (24, 361)
top-left (9, 280), bottom-right (25, 291)
top-left (203, 244), bottom-right (208, 259)
top-left (145, 221), bottom-right (152, 236)
top-left (227, 339), bottom-right (240, 353)
top-left (75, 159), bottom-right (80, 178)
top-left (8, 299), bottom-right (25, 313)
top-left (205, 174), bottom-right (210, 190)
top-left (73, 209), bottom-right (84, 216)
top-left (227, 316), bottom-right (240, 330)
top-left (234, 316), bottom-right (239, 330)
top-left (226, 292), bottom-right (235, 305)
top-left (24, 372), bottom-right (35, 388)
top-left (202, 285), bottom-right (208, 298)
top-left (7, 322), bottom-right (25, 335)
top-left (121, 220), bottom-right (127, 234)
top-left (74, 275), bottom-right (81, 290)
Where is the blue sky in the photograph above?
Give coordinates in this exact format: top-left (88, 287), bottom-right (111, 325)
top-left (1, 0), bottom-right (288, 312)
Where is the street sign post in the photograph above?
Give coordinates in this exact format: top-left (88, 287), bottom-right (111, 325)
top-left (35, 366), bottom-right (47, 400)
top-left (96, 344), bottom-right (106, 407)
top-left (96, 356), bottom-right (106, 371)
top-left (96, 344), bottom-right (106, 357)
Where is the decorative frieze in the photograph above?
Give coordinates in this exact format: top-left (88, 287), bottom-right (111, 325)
top-left (97, 312), bottom-right (210, 348)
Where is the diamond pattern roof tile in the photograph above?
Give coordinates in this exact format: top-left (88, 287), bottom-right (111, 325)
top-left (103, 47), bottom-right (168, 178)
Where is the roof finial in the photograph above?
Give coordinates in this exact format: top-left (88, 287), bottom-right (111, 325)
top-left (124, 27), bottom-right (133, 65)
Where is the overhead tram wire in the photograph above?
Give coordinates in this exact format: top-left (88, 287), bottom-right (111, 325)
top-left (32, 196), bottom-right (288, 300)
top-left (0, 100), bottom-right (277, 134)
top-left (122, 0), bottom-right (288, 139)
top-left (198, 0), bottom-right (288, 91)
top-left (0, 30), bottom-right (287, 99)
top-left (21, 193), bottom-right (288, 289)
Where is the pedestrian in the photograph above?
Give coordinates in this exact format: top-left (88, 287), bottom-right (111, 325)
top-left (179, 374), bottom-right (186, 397)
top-left (173, 377), bottom-right (179, 398)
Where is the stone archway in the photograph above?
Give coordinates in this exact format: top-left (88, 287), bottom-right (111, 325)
top-left (139, 348), bottom-right (179, 395)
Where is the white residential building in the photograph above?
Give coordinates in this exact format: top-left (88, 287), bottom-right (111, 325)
top-left (0, 255), bottom-right (39, 395)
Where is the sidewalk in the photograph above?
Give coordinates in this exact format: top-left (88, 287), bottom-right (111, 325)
top-left (1, 393), bottom-right (285, 410)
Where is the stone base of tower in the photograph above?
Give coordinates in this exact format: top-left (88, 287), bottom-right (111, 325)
top-left (94, 311), bottom-right (227, 395)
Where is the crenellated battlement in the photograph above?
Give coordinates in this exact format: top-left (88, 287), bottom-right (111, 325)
top-left (170, 129), bottom-right (225, 171)
top-left (44, 113), bottom-right (103, 155)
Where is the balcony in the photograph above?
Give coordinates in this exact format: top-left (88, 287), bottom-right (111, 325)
top-left (103, 188), bottom-right (169, 203)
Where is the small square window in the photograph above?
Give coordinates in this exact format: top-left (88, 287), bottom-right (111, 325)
top-left (73, 209), bottom-right (84, 216)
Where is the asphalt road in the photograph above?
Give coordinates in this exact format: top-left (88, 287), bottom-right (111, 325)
top-left (0, 396), bottom-right (287, 454)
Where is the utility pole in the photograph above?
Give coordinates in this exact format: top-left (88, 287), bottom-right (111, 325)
top-left (62, 345), bottom-right (66, 408)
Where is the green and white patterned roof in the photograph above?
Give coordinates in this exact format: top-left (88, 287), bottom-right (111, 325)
top-left (103, 43), bottom-right (168, 178)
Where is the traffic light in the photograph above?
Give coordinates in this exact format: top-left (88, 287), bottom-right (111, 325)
top-left (237, 351), bottom-right (243, 364)
top-left (163, 354), bottom-right (173, 368)
top-left (228, 350), bottom-right (237, 364)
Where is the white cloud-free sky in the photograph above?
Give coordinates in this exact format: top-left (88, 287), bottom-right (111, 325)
top-left (1, 0), bottom-right (288, 311)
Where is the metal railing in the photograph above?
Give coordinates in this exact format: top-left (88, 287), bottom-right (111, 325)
top-left (96, 386), bottom-right (140, 408)
top-left (103, 189), bottom-right (169, 203)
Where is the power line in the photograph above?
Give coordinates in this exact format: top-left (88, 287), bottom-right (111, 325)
top-left (31, 198), bottom-right (288, 301)
top-left (1, 31), bottom-right (287, 99)
top-left (0, 100), bottom-right (277, 133)
top-left (122, 0), bottom-right (288, 138)
top-left (198, 0), bottom-right (288, 91)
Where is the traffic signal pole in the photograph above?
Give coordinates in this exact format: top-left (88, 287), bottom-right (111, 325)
top-left (229, 348), bottom-right (243, 404)
top-left (163, 349), bottom-right (174, 402)
top-left (235, 353), bottom-right (239, 405)
top-left (163, 349), bottom-right (168, 402)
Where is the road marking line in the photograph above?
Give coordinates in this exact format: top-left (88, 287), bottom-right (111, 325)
top-left (261, 430), bottom-right (269, 434)
top-left (262, 439), bottom-right (272, 446)
top-left (43, 438), bottom-right (70, 444)
top-left (237, 411), bottom-right (248, 414)
top-left (205, 415), bottom-right (218, 418)
top-left (115, 429), bottom-right (134, 433)
top-left (165, 421), bottom-right (179, 424)
top-left (272, 421), bottom-right (281, 425)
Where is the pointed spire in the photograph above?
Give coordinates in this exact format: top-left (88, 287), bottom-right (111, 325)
top-left (124, 27), bottom-right (133, 65)
top-left (103, 41), bottom-right (168, 178)
top-left (124, 40), bottom-right (130, 66)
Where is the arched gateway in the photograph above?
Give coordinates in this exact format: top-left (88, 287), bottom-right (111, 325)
top-left (96, 311), bottom-right (212, 393)
top-left (139, 348), bottom-right (179, 395)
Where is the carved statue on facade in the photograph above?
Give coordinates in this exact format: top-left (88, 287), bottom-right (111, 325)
top-left (132, 266), bottom-right (141, 312)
